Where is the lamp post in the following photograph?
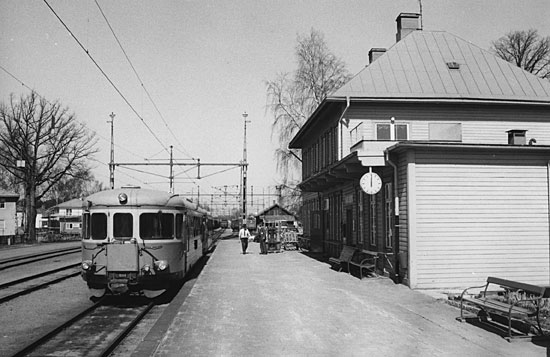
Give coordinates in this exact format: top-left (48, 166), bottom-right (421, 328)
top-left (241, 112), bottom-right (250, 223)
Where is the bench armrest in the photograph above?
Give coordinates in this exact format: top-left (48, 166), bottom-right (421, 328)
top-left (359, 256), bottom-right (377, 265)
top-left (459, 283), bottom-right (488, 300)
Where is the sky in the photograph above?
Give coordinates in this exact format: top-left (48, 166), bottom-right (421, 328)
top-left (1, 0), bottom-right (549, 214)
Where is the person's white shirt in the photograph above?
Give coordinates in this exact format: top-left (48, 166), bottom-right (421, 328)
top-left (239, 228), bottom-right (250, 239)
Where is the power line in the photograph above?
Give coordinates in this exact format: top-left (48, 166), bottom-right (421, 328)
top-left (93, 0), bottom-right (193, 159)
top-left (42, 0), bottom-right (169, 154)
top-left (1, 63), bottom-right (146, 162)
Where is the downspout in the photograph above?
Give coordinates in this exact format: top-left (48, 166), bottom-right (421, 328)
top-left (547, 161), bottom-right (550, 284)
top-left (385, 150), bottom-right (400, 282)
top-left (338, 96), bottom-right (351, 160)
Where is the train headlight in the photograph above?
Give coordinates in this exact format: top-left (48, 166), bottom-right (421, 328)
top-left (82, 260), bottom-right (93, 271)
top-left (142, 264), bottom-right (152, 274)
top-left (118, 193), bottom-right (128, 204)
top-left (154, 260), bottom-right (168, 271)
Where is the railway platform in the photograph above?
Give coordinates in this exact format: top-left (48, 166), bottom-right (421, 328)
top-left (143, 239), bottom-right (549, 356)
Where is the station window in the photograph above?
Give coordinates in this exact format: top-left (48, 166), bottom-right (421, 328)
top-left (0, 200), bottom-right (5, 209)
top-left (90, 213), bottom-right (107, 240)
top-left (114, 213), bottom-right (133, 238)
top-left (140, 213), bottom-right (174, 239)
top-left (369, 195), bottom-right (376, 246)
top-left (376, 123), bottom-right (408, 141)
top-left (384, 183), bottom-right (393, 249)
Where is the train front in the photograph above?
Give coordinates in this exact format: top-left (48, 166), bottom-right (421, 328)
top-left (80, 187), bottom-right (186, 297)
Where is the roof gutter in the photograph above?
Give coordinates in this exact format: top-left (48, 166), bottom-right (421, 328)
top-left (326, 96), bottom-right (550, 107)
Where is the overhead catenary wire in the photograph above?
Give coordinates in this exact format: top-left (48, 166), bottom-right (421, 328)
top-left (0, 64), bottom-right (147, 163)
top-left (93, 0), bottom-right (200, 187)
top-left (42, 0), bottom-right (169, 155)
top-left (89, 157), bottom-right (152, 188)
top-left (93, 0), bottom-right (194, 159)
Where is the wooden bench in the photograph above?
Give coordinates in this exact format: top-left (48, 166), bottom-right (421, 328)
top-left (457, 277), bottom-right (549, 341)
top-left (328, 245), bottom-right (356, 272)
top-left (349, 250), bottom-right (378, 279)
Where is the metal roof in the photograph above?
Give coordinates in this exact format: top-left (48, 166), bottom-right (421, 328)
top-left (256, 203), bottom-right (294, 218)
top-left (331, 31), bottom-right (550, 104)
top-left (0, 190), bottom-right (19, 201)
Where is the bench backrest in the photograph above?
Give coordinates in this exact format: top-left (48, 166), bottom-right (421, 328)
top-left (339, 245), bottom-right (356, 262)
top-left (487, 277), bottom-right (546, 296)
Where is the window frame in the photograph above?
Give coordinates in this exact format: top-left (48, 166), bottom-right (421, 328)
top-left (90, 213), bottom-right (107, 240)
top-left (375, 122), bottom-right (409, 141)
top-left (113, 212), bottom-right (133, 239)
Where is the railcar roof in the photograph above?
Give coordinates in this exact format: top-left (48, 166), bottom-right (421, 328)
top-left (85, 188), bottom-right (196, 209)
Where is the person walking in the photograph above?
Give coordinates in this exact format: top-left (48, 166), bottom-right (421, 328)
top-left (258, 224), bottom-right (268, 254)
top-left (239, 224), bottom-right (251, 254)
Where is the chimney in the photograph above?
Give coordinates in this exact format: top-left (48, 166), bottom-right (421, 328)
top-left (396, 12), bottom-right (421, 42)
top-left (368, 48), bottom-right (386, 64)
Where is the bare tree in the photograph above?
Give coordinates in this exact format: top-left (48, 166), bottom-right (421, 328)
top-left (491, 29), bottom-right (550, 80)
top-left (46, 169), bottom-right (104, 203)
top-left (266, 29), bottom-right (351, 182)
top-left (0, 92), bottom-right (98, 242)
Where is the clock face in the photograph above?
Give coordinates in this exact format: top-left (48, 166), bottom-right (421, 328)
top-left (360, 172), bottom-right (382, 195)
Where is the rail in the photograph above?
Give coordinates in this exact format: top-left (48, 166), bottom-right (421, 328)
top-left (12, 297), bottom-right (156, 356)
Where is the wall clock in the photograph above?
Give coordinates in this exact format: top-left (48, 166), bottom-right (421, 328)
top-left (360, 172), bottom-right (382, 195)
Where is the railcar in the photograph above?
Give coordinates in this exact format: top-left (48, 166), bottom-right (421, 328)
top-left (80, 187), bottom-right (215, 298)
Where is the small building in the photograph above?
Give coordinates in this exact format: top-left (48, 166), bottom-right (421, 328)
top-left (50, 198), bottom-right (84, 235)
top-left (256, 204), bottom-right (297, 228)
top-left (289, 13), bottom-right (550, 290)
top-left (0, 191), bottom-right (19, 238)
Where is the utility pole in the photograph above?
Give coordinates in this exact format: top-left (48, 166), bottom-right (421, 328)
top-left (276, 185), bottom-right (283, 206)
top-left (241, 112), bottom-right (250, 222)
top-left (108, 112), bottom-right (115, 189)
top-left (169, 145), bottom-right (174, 193)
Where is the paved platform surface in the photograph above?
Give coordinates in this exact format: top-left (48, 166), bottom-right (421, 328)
top-left (151, 238), bottom-right (549, 356)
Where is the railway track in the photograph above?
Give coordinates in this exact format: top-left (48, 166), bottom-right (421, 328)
top-left (0, 247), bottom-right (81, 271)
top-left (0, 263), bottom-right (81, 304)
top-left (12, 296), bottom-right (156, 357)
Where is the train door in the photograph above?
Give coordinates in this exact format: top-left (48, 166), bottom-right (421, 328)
top-left (202, 217), bottom-right (208, 255)
top-left (176, 213), bottom-right (186, 272)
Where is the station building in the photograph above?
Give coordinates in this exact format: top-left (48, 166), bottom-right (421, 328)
top-left (289, 13), bottom-right (550, 290)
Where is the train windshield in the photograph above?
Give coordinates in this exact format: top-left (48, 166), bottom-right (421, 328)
top-left (140, 213), bottom-right (174, 239)
top-left (90, 213), bottom-right (107, 240)
top-left (114, 213), bottom-right (133, 239)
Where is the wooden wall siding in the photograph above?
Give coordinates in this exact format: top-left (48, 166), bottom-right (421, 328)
top-left (396, 154), bottom-right (409, 282)
top-left (303, 124), bottom-right (339, 180)
top-left (412, 159), bottom-right (550, 289)
top-left (343, 103), bottom-right (550, 146)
